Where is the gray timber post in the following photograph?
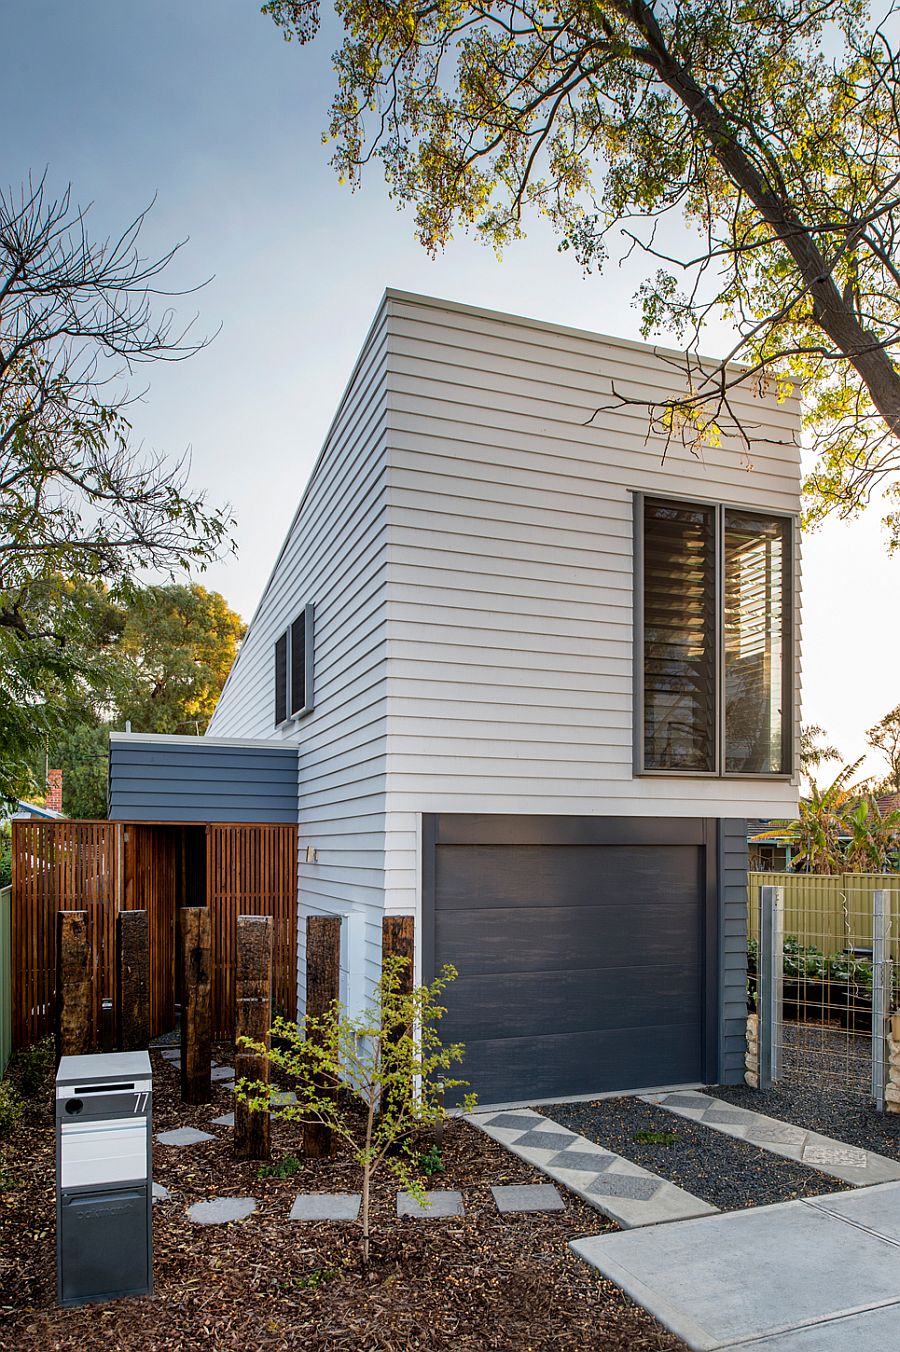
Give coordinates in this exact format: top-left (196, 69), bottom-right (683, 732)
top-left (758, 885), bottom-right (784, 1090)
top-left (872, 889), bottom-right (890, 1112)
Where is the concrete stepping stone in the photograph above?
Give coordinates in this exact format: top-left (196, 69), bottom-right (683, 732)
top-left (270, 1089), bottom-right (298, 1107)
top-left (644, 1090), bottom-right (900, 1187)
top-left (492, 1183), bottom-right (564, 1214)
top-left (289, 1193), bottom-right (361, 1221)
top-left (469, 1107), bottom-right (716, 1230)
top-left (188, 1196), bottom-right (257, 1225)
top-left (157, 1127), bottom-right (214, 1147)
top-left (212, 1112), bottom-right (235, 1127)
top-left (160, 1049), bottom-right (181, 1062)
top-left (397, 1190), bottom-right (464, 1218)
top-left (210, 1065), bottom-right (234, 1081)
top-left (152, 1183), bottom-right (170, 1203)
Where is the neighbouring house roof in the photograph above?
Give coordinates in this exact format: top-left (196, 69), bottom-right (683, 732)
top-left (12, 799), bottom-right (66, 821)
top-left (749, 793), bottom-right (900, 845)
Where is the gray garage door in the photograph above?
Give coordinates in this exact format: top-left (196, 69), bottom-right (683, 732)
top-left (426, 816), bottom-right (714, 1105)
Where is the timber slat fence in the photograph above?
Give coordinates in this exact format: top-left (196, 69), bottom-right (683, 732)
top-left (0, 885), bottom-right (11, 1076)
top-left (11, 820), bottom-right (298, 1049)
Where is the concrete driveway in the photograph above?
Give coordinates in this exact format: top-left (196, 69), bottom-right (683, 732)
top-left (572, 1181), bottom-right (900, 1350)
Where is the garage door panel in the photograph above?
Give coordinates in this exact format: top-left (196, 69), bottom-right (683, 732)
top-left (455, 1025), bottom-right (703, 1104)
top-left (441, 965), bottom-right (702, 1042)
top-left (436, 844), bottom-right (701, 911)
top-left (435, 901), bottom-right (701, 976)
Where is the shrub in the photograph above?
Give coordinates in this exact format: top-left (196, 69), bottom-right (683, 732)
top-left (419, 1143), bottom-right (445, 1176)
top-left (258, 1154), bottom-right (303, 1179)
top-left (18, 1037), bottom-right (54, 1097)
top-left (0, 1082), bottom-right (23, 1139)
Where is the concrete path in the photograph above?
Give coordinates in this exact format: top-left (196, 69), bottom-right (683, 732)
top-left (572, 1181), bottom-right (900, 1350)
top-left (468, 1107), bottom-right (717, 1228)
top-left (643, 1090), bottom-right (900, 1187)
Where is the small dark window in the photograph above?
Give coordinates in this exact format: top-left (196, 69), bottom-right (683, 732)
top-left (643, 499), bottom-right (717, 772)
top-left (274, 632), bottom-right (288, 727)
top-left (291, 610), bottom-right (306, 715)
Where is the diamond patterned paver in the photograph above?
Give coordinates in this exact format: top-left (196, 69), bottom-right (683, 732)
top-left (515, 1128), bottom-right (579, 1153)
top-left (289, 1193), bottom-right (361, 1221)
top-left (157, 1127), bottom-right (214, 1147)
top-left (803, 1146), bottom-right (868, 1169)
top-left (188, 1197), bottom-right (257, 1225)
top-left (549, 1149), bottom-right (617, 1174)
top-left (160, 1049), bottom-right (180, 1062)
top-left (397, 1190), bottom-right (465, 1218)
top-left (492, 1184), bottom-right (565, 1214)
top-left (152, 1183), bottom-right (170, 1203)
top-left (702, 1108), bottom-right (759, 1127)
top-left (747, 1123), bottom-right (807, 1147)
top-left (468, 1107), bottom-right (717, 1229)
top-left (484, 1112), bottom-right (544, 1132)
top-left (587, 1173), bottom-right (663, 1202)
top-left (661, 1093), bottom-right (714, 1109)
top-left (271, 1090), bottom-right (298, 1107)
top-left (211, 1065), bottom-right (235, 1081)
top-left (212, 1112), bottom-right (235, 1128)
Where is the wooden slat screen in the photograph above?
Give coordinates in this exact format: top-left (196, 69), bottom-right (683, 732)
top-left (123, 824), bottom-right (177, 1039)
top-left (206, 824), bottom-right (298, 1039)
top-left (12, 821), bottom-right (123, 1049)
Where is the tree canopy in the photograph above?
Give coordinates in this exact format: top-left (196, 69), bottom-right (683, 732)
top-left (263, 0), bottom-right (900, 539)
top-left (38, 582), bottom-right (245, 819)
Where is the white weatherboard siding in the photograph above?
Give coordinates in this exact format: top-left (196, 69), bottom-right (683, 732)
top-left (208, 301), bottom-right (390, 1009)
top-left (381, 292), bottom-right (802, 918)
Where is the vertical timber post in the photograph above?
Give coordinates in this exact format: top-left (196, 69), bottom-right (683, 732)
top-left (758, 885), bottom-right (784, 1090)
top-left (381, 916), bottom-right (415, 1124)
top-left (56, 911), bottom-right (91, 1059)
top-left (234, 915), bottom-right (273, 1160)
top-left (180, 907), bottom-right (211, 1104)
top-left (304, 915), bottom-right (341, 1158)
top-left (117, 909), bottom-right (150, 1051)
top-left (872, 889), bottom-right (890, 1112)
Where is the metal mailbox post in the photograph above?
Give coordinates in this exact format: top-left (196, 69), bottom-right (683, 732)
top-left (56, 1050), bottom-right (153, 1306)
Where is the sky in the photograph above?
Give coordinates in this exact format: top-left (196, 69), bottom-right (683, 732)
top-left (4, 0), bottom-right (899, 779)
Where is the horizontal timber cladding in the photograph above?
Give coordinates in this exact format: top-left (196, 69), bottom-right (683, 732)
top-left (423, 815), bottom-right (721, 1105)
top-left (206, 824), bottom-right (298, 1040)
top-left (108, 734), bottom-right (299, 824)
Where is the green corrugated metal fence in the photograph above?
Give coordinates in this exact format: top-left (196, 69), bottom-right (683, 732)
top-left (748, 872), bottom-right (900, 958)
top-left (0, 885), bottom-right (11, 1077)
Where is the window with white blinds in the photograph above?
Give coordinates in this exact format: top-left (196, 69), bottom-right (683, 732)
top-left (640, 497), bottom-right (791, 776)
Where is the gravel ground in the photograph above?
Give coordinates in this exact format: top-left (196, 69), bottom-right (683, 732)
top-left (0, 1047), bottom-right (685, 1352)
top-left (537, 1096), bottom-right (843, 1211)
top-left (714, 1022), bottom-right (900, 1161)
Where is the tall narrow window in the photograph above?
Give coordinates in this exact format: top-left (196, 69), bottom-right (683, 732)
top-left (724, 511), bottom-right (790, 773)
top-left (643, 499), bottom-right (717, 771)
top-left (274, 632), bottom-right (288, 727)
top-left (290, 602), bottom-right (315, 717)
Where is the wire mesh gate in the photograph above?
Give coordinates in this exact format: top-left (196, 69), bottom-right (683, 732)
top-left (750, 874), bottom-right (899, 1108)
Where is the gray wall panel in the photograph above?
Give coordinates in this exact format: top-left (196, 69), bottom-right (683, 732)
top-left (108, 737), bottom-right (299, 824)
top-left (719, 818), bottom-right (749, 1084)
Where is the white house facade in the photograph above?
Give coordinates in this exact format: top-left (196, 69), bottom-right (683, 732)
top-left (112, 289), bottom-right (801, 1105)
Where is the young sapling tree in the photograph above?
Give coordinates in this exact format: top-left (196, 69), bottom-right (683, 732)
top-left (235, 955), bottom-right (475, 1264)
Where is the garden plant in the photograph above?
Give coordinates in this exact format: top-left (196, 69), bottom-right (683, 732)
top-left (235, 955), bottom-right (476, 1263)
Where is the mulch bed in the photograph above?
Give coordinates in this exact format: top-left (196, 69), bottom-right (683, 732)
top-left (714, 1023), bottom-right (900, 1162)
top-left (0, 1048), bottom-right (685, 1351)
top-left (537, 1096), bottom-right (845, 1211)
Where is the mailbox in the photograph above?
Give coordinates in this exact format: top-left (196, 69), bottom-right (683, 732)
top-left (56, 1050), bottom-right (153, 1306)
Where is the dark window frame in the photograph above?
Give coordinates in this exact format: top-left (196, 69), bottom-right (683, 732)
top-left (273, 601), bottom-right (315, 728)
top-left (634, 492), bottom-right (794, 779)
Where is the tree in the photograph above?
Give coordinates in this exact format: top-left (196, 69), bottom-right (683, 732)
top-left (236, 956), bottom-right (475, 1264)
top-left (866, 703), bottom-right (900, 794)
top-left (114, 584), bottom-right (246, 735)
top-left (35, 582), bottom-right (245, 817)
top-left (0, 176), bottom-right (233, 802)
top-left (800, 724), bottom-right (841, 777)
top-left (263, 0), bottom-right (900, 539)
